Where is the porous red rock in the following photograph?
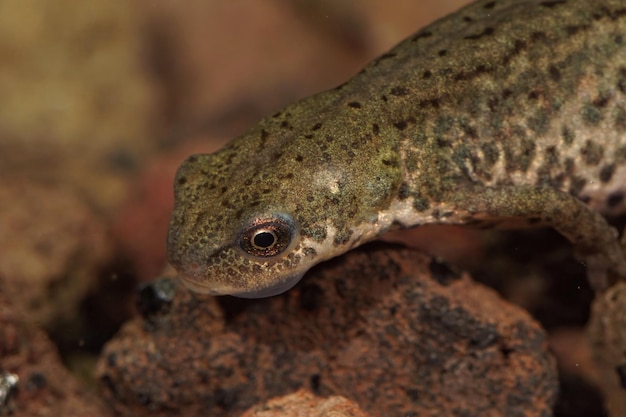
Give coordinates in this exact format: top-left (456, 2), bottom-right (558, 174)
top-left (96, 245), bottom-right (558, 416)
top-left (0, 292), bottom-right (112, 417)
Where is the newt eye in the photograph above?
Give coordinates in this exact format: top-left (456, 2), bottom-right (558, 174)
top-left (239, 215), bottom-right (296, 258)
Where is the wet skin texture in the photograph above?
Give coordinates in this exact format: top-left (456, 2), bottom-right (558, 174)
top-left (168, 0), bottom-right (626, 297)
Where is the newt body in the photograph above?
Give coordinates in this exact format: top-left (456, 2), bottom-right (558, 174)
top-left (168, 0), bottom-right (626, 297)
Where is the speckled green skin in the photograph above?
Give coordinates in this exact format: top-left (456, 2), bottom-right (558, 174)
top-left (168, 0), bottom-right (626, 297)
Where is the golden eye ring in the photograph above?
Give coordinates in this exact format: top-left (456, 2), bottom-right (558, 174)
top-left (239, 215), bottom-right (296, 258)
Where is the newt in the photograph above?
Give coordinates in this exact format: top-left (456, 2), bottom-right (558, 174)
top-left (167, 0), bottom-right (626, 297)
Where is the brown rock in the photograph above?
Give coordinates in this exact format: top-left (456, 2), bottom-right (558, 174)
top-left (240, 389), bottom-right (369, 417)
top-left (588, 281), bottom-right (626, 417)
top-left (0, 180), bottom-right (114, 331)
top-left (0, 292), bottom-right (112, 416)
top-left (97, 244), bottom-right (557, 416)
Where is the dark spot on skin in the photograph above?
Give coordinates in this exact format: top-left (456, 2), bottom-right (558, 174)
top-left (187, 155), bottom-right (197, 163)
top-left (372, 123), bottom-right (380, 135)
top-left (418, 98), bottom-right (440, 109)
top-left (505, 137), bottom-right (536, 173)
top-left (280, 121), bottom-right (290, 129)
top-left (548, 65), bottom-right (561, 82)
top-left (481, 142), bottom-right (500, 167)
top-left (422, 70), bottom-right (432, 79)
top-left (390, 86), bottom-right (409, 96)
top-left (569, 176), bottom-right (588, 196)
top-left (502, 89), bottom-right (513, 99)
top-left (260, 129), bottom-right (269, 145)
top-left (462, 123), bottom-right (478, 139)
top-left (295, 154), bottom-right (303, 162)
top-left (220, 186), bottom-right (227, 194)
top-left (545, 146), bottom-right (559, 164)
top-left (580, 140), bottom-right (604, 166)
top-left (566, 24), bottom-right (590, 36)
top-left (272, 112), bottom-right (282, 118)
top-left (528, 90), bottom-right (540, 100)
top-left (429, 258), bottom-right (461, 286)
top-left (607, 192), bottom-right (624, 208)
top-left (177, 176), bottom-right (187, 185)
top-left (333, 229), bottom-right (353, 246)
top-left (393, 117), bottom-right (415, 131)
top-left (381, 95), bottom-right (388, 102)
top-left (463, 16), bottom-right (474, 23)
top-left (483, 1), bottom-right (496, 9)
top-left (311, 123), bottom-right (322, 131)
top-left (438, 49), bottom-right (448, 57)
top-left (413, 197), bottom-right (430, 212)
top-left (593, 94), bottom-right (611, 108)
top-left (347, 101), bottom-right (362, 108)
top-left (411, 31), bottom-right (433, 43)
top-left (579, 195), bottom-right (591, 204)
top-left (561, 126), bottom-right (575, 145)
top-left (501, 39), bottom-right (527, 66)
top-left (540, 0), bottom-right (567, 8)
top-left (454, 64), bottom-right (490, 81)
top-left (398, 183), bottom-right (411, 200)
top-left (304, 134), bottom-right (313, 139)
top-left (437, 138), bottom-right (452, 147)
top-left (616, 34), bottom-right (624, 45)
top-left (599, 164), bottom-right (615, 183)
top-left (583, 103), bottom-right (603, 124)
top-left (464, 27), bottom-right (494, 41)
top-left (394, 121), bottom-right (407, 130)
top-left (531, 31), bottom-right (548, 42)
top-left (374, 52), bottom-right (397, 65)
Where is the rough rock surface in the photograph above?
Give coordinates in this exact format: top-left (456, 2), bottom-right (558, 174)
top-left (97, 245), bottom-right (557, 416)
top-left (588, 281), bottom-right (626, 417)
top-left (0, 292), bottom-right (112, 417)
top-left (240, 389), bottom-right (369, 417)
top-left (0, 180), bottom-right (113, 331)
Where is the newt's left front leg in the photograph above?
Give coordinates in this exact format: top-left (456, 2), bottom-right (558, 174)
top-left (448, 185), bottom-right (626, 291)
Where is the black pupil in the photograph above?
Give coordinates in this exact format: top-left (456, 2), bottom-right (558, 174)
top-left (253, 231), bottom-right (276, 248)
